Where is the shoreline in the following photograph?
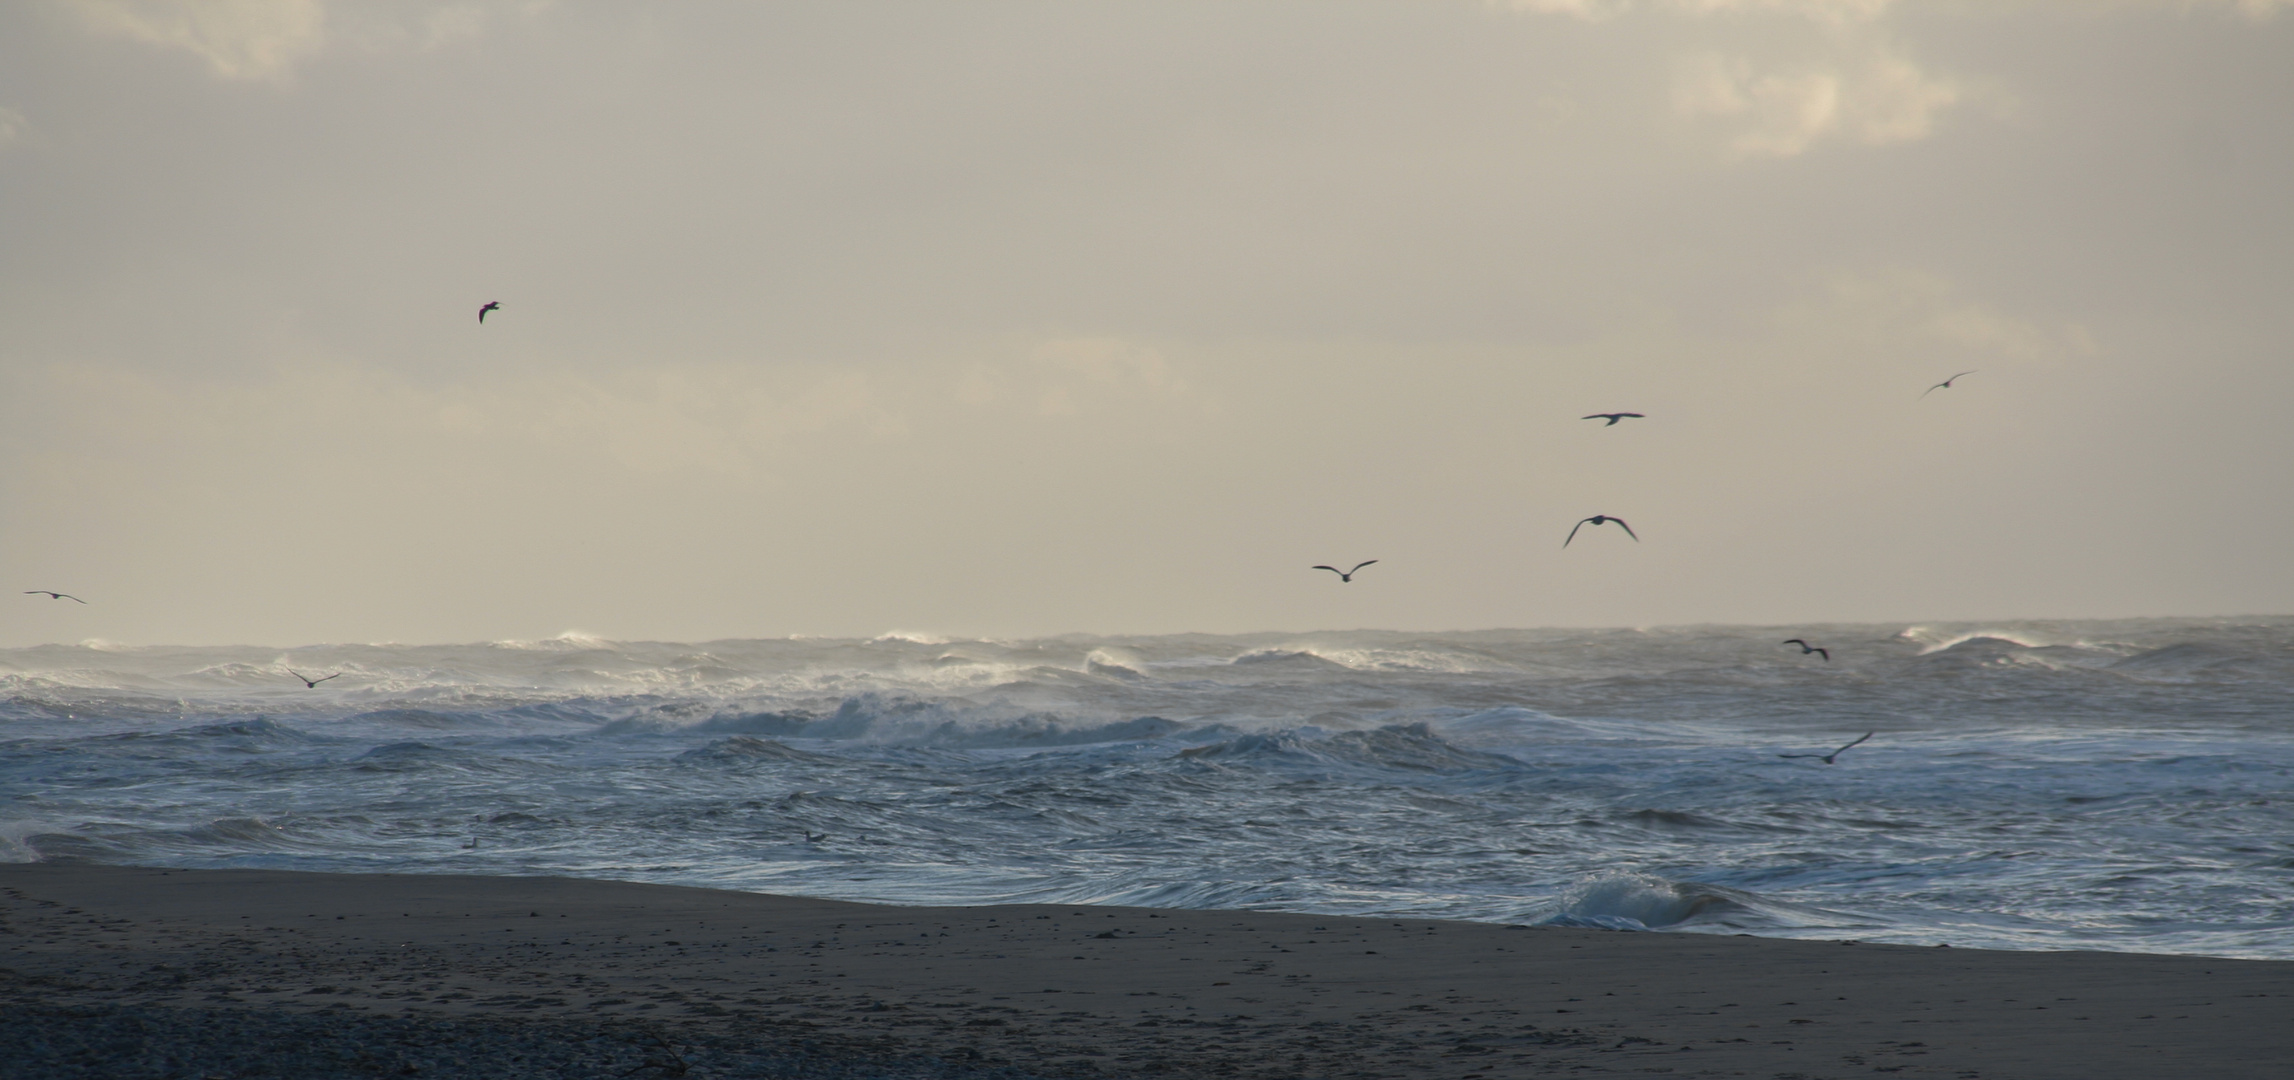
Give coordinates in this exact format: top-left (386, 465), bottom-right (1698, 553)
top-left (4, 864), bottom-right (2289, 1079)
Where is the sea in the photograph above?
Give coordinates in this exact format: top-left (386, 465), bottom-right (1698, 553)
top-left (4, 618), bottom-right (2291, 960)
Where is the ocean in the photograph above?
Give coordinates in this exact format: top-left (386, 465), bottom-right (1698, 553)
top-left (4, 618), bottom-right (2290, 959)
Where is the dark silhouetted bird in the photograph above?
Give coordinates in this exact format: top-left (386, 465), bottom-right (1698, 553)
top-left (1582, 412), bottom-right (1645, 426)
top-left (1564, 516), bottom-right (1638, 547)
top-left (24, 591), bottom-right (86, 603)
top-left (1780, 731), bottom-right (1873, 765)
top-left (1782, 638), bottom-right (1831, 661)
top-left (1921, 371), bottom-right (1975, 398)
top-left (1312, 561), bottom-right (1378, 582)
top-left (289, 670), bottom-right (343, 688)
top-left (478, 301), bottom-right (501, 323)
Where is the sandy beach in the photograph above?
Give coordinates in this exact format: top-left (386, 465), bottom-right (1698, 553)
top-left (2, 865), bottom-right (2287, 1079)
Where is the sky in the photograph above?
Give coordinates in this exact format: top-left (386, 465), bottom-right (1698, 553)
top-left (1, 0), bottom-right (2290, 648)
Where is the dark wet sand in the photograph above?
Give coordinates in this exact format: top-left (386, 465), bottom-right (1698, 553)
top-left (4, 864), bottom-right (2289, 1079)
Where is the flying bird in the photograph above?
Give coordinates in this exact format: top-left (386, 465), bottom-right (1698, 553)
top-left (1921, 371), bottom-right (1975, 398)
top-left (1582, 412), bottom-right (1645, 426)
top-left (1780, 731), bottom-right (1873, 765)
top-left (24, 591), bottom-right (86, 603)
top-left (478, 301), bottom-right (501, 324)
top-left (1312, 560), bottom-right (1378, 583)
top-left (1782, 638), bottom-right (1831, 661)
top-left (288, 670), bottom-right (343, 688)
top-left (1563, 515), bottom-right (1638, 547)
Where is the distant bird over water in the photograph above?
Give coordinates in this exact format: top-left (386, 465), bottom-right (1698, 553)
top-left (1921, 371), bottom-right (1975, 398)
top-left (24, 590), bottom-right (86, 603)
top-left (1563, 515), bottom-right (1638, 547)
top-left (1782, 638), bottom-right (1831, 661)
top-left (1312, 560), bottom-right (1378, 583)
top-left (289, 670), bottom-right (343, 688)
top-left (1582, 412), bottom-right (1645, 426)
top-left (1780, 731), bottom-right (1873, 765)
top-left (478, 301), bottom-right (501, 324)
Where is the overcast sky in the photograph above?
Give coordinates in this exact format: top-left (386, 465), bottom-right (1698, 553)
top-left (2, 0), bottom-right (2289, 648)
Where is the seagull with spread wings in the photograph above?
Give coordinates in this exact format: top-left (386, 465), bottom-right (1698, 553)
top-left (289, 670), bottom-right (343, 688)
top-left (1782, 638), bottom-right (1831, 661)
top-left (1581, 412), bottom-right (1644, 426)
top-left (1921, 371), bottom-right (1975, 398)
top-left (24, 591), bottom-right (87, 603)
top-left (1780, 732), bottom-right (1873, 765)
top-left (1563, 515), bottom-right (1638, 547)
top-left (1312, 560), bottom-right (1378, 583)
top-left (478, 300), bottom-right (501, 324)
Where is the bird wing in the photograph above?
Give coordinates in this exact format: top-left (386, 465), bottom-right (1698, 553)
top-left (1782, 639), bottom-right (1807, 648)
top-left (1833, 731), bottom-right (1874, 755)
top-left (1311, 565), bottom-right (1343, 575)
top-left (1920, 372), bottom-right (1973, 398)
top-left (1348, 560), bottom-right (1378, 575)
top-left (314, 672), bottom-right (343, 684)
top-left (1618, 413), bottom-right (1644, 418)
top-left (1613, 518), bottom-right (1639, 541)
top-left (1581, 414), bottom-right (1609, 421)
top-left (1815, 648), bottom-right (1830, 661)
top-left (1564, 519), bottom-right (1588, 547)
top-left (288, 670), bottom-right (310, 684)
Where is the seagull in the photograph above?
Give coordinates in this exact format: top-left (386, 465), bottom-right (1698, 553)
top-left (24, 591), bottom-right (87, 603)
top-left (1582, 413), bottom-right (1645, 426)
top-left (1782, 638), bottom-right (1831, 661)
top-left (1920, 371), bottom-right (1975, 398)
top-left (478, 301), bottom-right (501, 324)
top-left (1780, 731), bottom-right (1873, 765)
top-left (288, 670), bottom-right (343, 688)
top-left (1311, 560), bottom-right (1378, 583)
top-left (1563, 515), bottom-right (1638, 547)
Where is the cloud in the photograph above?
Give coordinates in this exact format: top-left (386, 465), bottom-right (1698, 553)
top-left (69, 0), bottom-right (328, 82)
top-left (952, 337), bottom-right (1203, 419)
top-left (1771, 269), bottom-right (2097, 369)
top-left (1673, 39), bottom-right (1958, 156)
top-left (1492, 0), bottom-right (1959, 157)
top-left (64, 0), bottom-right (549, 81)
top-left (0, 106), bottom-right (27, 151)
top-left (1492, 0), bottom-right (1894, 21)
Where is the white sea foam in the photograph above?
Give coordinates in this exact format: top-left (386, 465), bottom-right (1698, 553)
top-left (3, 616), bottom-right (2291, 959)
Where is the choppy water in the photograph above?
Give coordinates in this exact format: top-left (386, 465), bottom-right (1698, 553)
top-left (4, 618), bottom-right (2292, 959)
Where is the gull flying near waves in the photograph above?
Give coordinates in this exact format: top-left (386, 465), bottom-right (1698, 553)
top-left (1780, 731), bottom-right (1873, 765)
top-left (1782, 638), bottom-right (1831, 661)
top-left (24, 590), bottom-right (87, 603)
top-left (1563, 515), bottom-right (1637, 547)
top-left (478, 300), bottom-right (501, 324)
top-left (1582, 412), bottom-right (1645, 426)
top-left (1921, 371), bottom-right (1975, 398)
top-left (289, 670), bottom-right (343, 688)
top-left (1312, 560), bottom-right (1377, 583)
